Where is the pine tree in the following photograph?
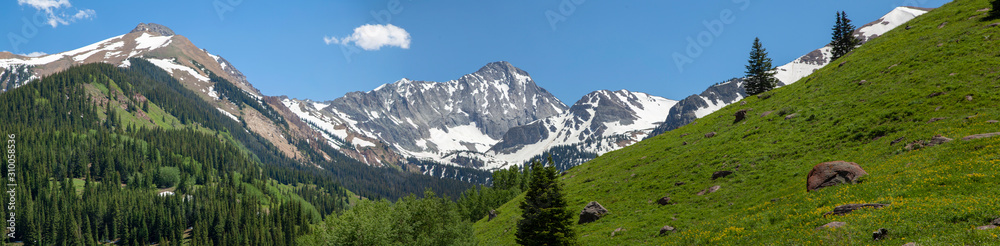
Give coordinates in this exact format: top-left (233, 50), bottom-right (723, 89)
top-left (744, 37), bottom-right (778, 95)
top-left (515, 157), bottom-right (576, 246)
top-left (992, 0), bottom-right (1000, 19)
top-left (830, 11), bottom-right (860, 61)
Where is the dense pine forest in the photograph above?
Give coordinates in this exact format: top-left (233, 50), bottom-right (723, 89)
top-left (0, 60), bottom-right (486, 245)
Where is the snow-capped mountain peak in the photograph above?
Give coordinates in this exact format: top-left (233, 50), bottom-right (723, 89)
top-left (283, 61), bottom-right (569, 167)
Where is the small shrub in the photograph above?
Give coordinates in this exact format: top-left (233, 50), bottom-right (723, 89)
top-left (156, 166), bottom-right (180, 188)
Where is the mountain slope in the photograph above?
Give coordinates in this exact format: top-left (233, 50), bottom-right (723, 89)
top-left (650, 6), bottom-right (929, 136)
top-left (773, 6), bottom-right (930, 86)
top-left (0, 61), bottom-right (350, 244)
top-left (476, 0), bottom-right (1000, 244)
top-left (0, 23), bottom-right (344, 168)
top-left (0, 23), bottom-right (477, 200)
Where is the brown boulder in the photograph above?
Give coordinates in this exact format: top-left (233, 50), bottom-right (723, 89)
top-left (816, 221), bottom-right (847, 230)
top-left (806, 161), bottom-right (868, 191)
top-left (656, 196), bottom-right (671, 205)
top-left (578, 201), bottom-right (609, 224)
top-left (611, 227), bottom-right (626, 237)
top-left (712, 171), bottom-right (733, 180)
top-left (962, 132), bottom-right (1000, 141)
top-left (904, 135), bottom-right (952, 150)
top-left (824, 203), bottom-right (888, 216)
top-left (659, 225), bottom-right (675, 235)
top-left (705, 132), bottom-right (716, 138)
top-left (873, 228), bottom-right (889, 241)
top-left (929, 135), bottom-right (953, 145)
top-left (734, 110), bottom-right (748, 124)
top-left (927, 117), bottom-right (946, 123)
top-left (696, 185), bottom-right (721, 195)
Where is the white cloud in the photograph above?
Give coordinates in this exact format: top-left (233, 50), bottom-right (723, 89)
top-left (323, 36), bottom-right (339, 45)
top-left (17, 0), bottom-right (69, 9)
top-left (19, 52), bottom-right (48, 57)
top-left (324, 24), bottom-right (411, 51)
top-left (72, 9), bottom-right (95, 19)
top-left (17, 0), bottom-right (96, 28)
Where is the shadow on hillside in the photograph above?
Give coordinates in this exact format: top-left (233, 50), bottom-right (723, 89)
top-left (982, 6), bottom-right (1000, 21)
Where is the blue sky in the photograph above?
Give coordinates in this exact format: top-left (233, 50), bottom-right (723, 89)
top-left (3, 0), bottom-right (951, 104)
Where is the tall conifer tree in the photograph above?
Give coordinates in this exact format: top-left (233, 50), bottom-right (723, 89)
top-left (830, 11), bottom-right (860, 61)
top-left (744, 37), bottom-right (778, 95)
top-left (515, 157), bottom-right (576, 246)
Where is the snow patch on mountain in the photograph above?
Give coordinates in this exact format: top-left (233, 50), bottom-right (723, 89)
top-left (217, 108), bottom-right (239, 121)
top-left (134, 33), bottom-right (174, 50)
top-left (855, 7), bottom-right (929, 42)
top-left (146, 58), bottom-right (210, 83)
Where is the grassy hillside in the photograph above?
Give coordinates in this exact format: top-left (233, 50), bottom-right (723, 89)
top-left (475, 0), bottom-right (1000, 244)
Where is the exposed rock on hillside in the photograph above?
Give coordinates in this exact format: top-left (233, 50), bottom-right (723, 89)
top-left (816, 221), bottom-right (847, 230)
top-left (578, 201), bottom-right (609, 224)
top-left (806, 161), bottom-right (868, 191)
top-left (824, 203), bottom-right (888, 216)
top-left (962, 132), bottom-right (1000, 141)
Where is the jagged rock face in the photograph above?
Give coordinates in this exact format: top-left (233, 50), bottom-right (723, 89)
top-left (130, 23), bottom-right (175, 36)
top-left (323, 61), bottom-right (567, 155)
top-left (489, 121), bottom-right (550, 153)
top-left (490, 89), bottom-right (675, 155)
top-left (286, 66), bottom-right (675, 170)
top-left (649, 78), bottom-right (747, 136)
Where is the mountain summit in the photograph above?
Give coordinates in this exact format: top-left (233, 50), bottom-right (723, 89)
top-left (129, 23), bottom-right (176, 36)
top-left (284, 61), bottom-right (569, 167)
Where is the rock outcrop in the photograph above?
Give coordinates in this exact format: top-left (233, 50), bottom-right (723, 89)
top-left (578, 201), bottom-right (609, 224)
top-left (659, 225), bottom-right (675, 235)
top-left (712, 171), bottom-right (733, 180)
top-left (816, 221), bottom-right (847, 230)
top-left (824, 203), bottom-right (889, 216)
top-left (806, 161), bottom-right (868, 191)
